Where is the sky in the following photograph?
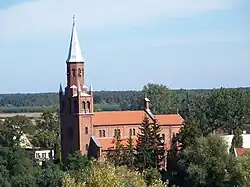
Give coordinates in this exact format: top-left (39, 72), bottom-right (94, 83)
top-left (0, 0), bottom-right (249, 93)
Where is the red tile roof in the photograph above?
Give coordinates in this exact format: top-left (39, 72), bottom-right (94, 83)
top-left (93, 111), bottom-right (147, 126)
top-left (97, 137), bottom-right (137, 150)
top-left (93, 110), bottom-right (184, 126)
top-left (155, 114), bottom-right (184, 125)
top-left (235, 148), bottom-right (250, 157)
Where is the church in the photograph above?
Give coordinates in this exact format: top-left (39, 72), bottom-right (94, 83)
top-left (59, 17), bottom-right (184, 162)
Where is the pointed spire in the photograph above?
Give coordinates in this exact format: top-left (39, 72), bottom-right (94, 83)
top-left (66, 15), bottom-right (85, 63)
top-left (89, 84), bottom-right (93, 92)
top-left (59, 83), bottom-right (63, 93)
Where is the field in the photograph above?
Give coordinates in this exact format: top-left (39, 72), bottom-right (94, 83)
top-left (0, 112), bottom-right (42, 119)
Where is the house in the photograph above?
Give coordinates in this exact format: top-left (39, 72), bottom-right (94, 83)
top-left (233, 148), bottom-right (250, 157)
top-left (59, 16), bottom-right (184, 163)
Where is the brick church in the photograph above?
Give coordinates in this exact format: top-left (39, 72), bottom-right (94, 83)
top-left (59, 17), bottom-right (184, 162)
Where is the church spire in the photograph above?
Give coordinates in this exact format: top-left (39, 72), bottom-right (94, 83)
top-left (66, 15), bottom-right (84, 63)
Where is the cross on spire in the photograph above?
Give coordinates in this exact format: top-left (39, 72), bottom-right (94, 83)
top-left (73, 14), bottom-right (75, 25)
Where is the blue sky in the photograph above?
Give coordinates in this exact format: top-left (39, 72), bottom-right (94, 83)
top-left (0, 0), bottom-right (249, 93)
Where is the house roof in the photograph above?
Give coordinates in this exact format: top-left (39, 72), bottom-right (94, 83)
top-left (97, 137), bottom-right (137, 150)
top-left (93, 111), bottom-right (149, 126)
top-left (155, 114), bottom-right (184, 125)
top-left (93, 110), bottom-right (184, 126)
top-left (235, 148), bottom-right (250, 157)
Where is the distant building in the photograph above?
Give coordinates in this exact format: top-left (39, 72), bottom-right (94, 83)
top-left (59, 16), bottom-right (184, 163)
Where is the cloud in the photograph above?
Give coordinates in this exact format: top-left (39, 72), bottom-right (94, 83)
top-left (0, 0), bottom-right (239, 40)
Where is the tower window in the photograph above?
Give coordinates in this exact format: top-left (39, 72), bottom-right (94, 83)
top-left (133, 128), bottom-right (136, 136)
top-left (103, 130), bottom-right (105, 137)
top-left (82, 102), bottom-right (86, 112)
top-left (78, 68), bottom-right (82, 77)
top-left (85, 127), bottom-right (88, 134)
top-left (99, 130), bottom-right (102, 137)
top-left (86, 144), bottom-right (89, 151)
top-left (129, 129), bottom-right (132, 137)
top-left (72, 68), bottom-right (76, 77)
top-left (87, 101), bottom-right (91, 113)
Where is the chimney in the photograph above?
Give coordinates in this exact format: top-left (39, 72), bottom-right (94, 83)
top-left (144, 97), bottom-right (150, 110)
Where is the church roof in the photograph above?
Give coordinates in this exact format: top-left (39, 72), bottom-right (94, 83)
top-left (66, 15), bottom-right (85, 63)
top-left (93, 110), bottom-right (184, 126)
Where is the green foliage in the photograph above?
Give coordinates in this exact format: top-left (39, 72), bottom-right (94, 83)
top-left (178, 118), bottom-right (202, 151)
top-left (177, 135), bottom-right (233, 187)
top-left (143, 167), bottom-right (162, 186)
top-left (230, 127), bottom-right (243, 155)
top-left (125, 136), bottom-right (135, 168)
top-left (32, 111), bottom-right (61, 161)
top-left (35, 161), bottom-right (63, 187)
top-left (0, 117), bottom-right (36, 187)
top-left (135, 116), bottom-right (164, 171)
top-left (142, 83), bottom-right (172, 114)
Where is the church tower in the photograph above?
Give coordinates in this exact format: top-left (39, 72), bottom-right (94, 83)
top-left (60, 15), bottom-right (94, 162)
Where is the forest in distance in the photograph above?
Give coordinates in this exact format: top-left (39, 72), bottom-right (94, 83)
top-left (0, 85), bottom-right (250, 114)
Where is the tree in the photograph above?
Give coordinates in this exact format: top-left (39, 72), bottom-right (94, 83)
top-left (32, 111), bottom-right (61, 161)
top-left (106, 134), bottom-right (126, 166)
top-left (0, 116), bottom-right (36, 186)
top-left (142, 83), bottom-right (172, 114)
top-left (178, 118), bottom-right (202, 151)
top-left (124, 135), bottom-right (135, 168)
top-left (177, 135), bottom-right (233, 187)
top-left (35, 161), bottom-right (63, 187)
top-left (135, 116), bottom-right (164, 171)
top-left (230, 127), bottom-right (243, 155)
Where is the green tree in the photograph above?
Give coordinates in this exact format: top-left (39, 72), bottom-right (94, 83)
top-left (142, 83), bottom-right (172, 114)
top-left (32, 111), bottom-right (61, 161)
top-left (0, 116), bottom-right (36, 187)
top-left (106, 134), bottom-right (126, 166)
top-left (230, 127), bottom-right (243, 155)
top-left (35, 161), bottom-right (63, 187)
top-left (124, 135), bottom-right (135, 168)
top-left (135, 116), bottom-right (155, 171)
top-left (177, 135), bottom-right (233, 187)
top-left (135, 116), bottom-right (164, 171)
top-left (178, 118), bottom-right (202, 151)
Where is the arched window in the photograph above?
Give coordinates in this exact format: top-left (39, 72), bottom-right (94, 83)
top-left (118, 129), bottom-right (121, 137)
top-left (99, 130), bottom-right (102, 137)
top-left (133, 128), bottom-right (136, 136)
top-left (85, 144), bottom-right (89, 151)
top-left (87, 101), bottom-right (91, 112)
top-left (102, 130), bottom-right (106, 137)
top-left (162, 134), bottom-right (165, 141)
top-left (129, 129), bottom-right (132, 137)
top-left (85, 127), bottom-right (88, 134)
top-left (82, 102), bottom-right (86, 112)
top-left (72, 68), bottom-right (76, 77)
top-left (78, 68), bottom-right (82, 77)
top-left (114, 129), bottom-right (117, 137)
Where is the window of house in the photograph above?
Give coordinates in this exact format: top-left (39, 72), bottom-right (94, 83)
top-left (85, 127), bottom-right (88, 134)
top-left (114, 129), bottom-right (117, 137)
top-left (103, 130), bottom-right (105, 137)
top-left (86, 144), bottom-right (89, 151)
top-left (99, 130), bottom-right (102, 137)
top-left (129, 129), bottom-right (132, 137)
top-left (35, 153), bottom-right (40, 159)
top-left (78, 68), bottom-right (82, 77)
top-left (42, 153), bottom-right (46, 158)
top-left (133, 128), bottom-right (136, 136)
top-left (72, 68), bottom-right (76, 77)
